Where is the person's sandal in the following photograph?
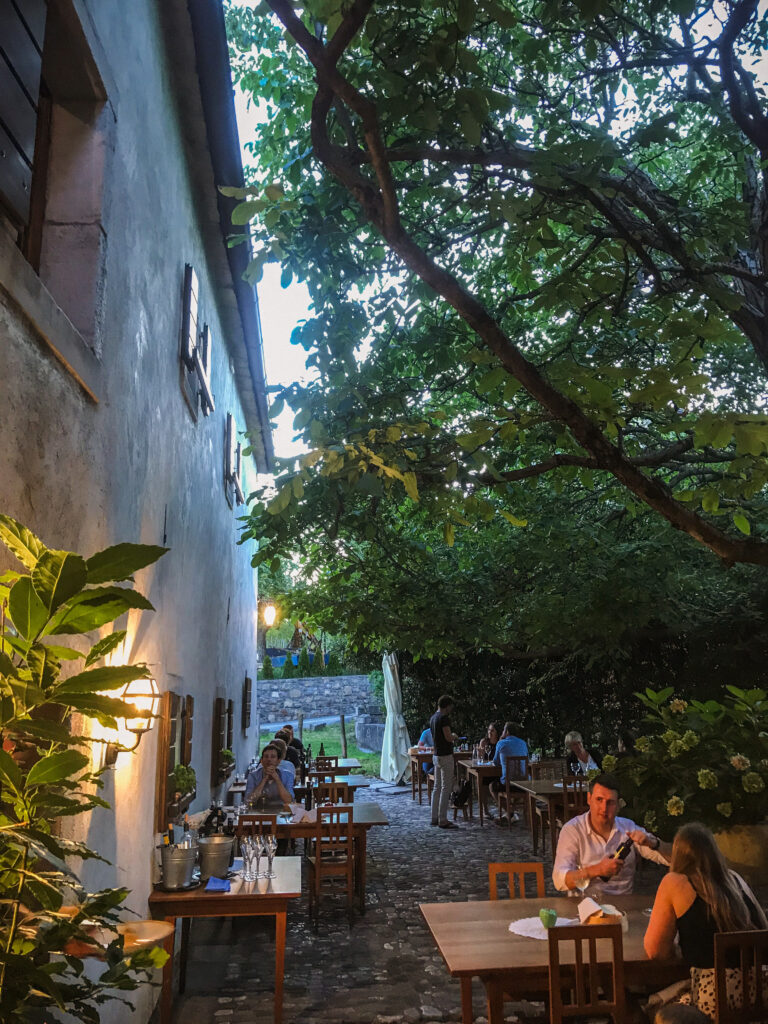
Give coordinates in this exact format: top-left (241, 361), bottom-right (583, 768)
top-left (439, 821), bottom-right (459, 829)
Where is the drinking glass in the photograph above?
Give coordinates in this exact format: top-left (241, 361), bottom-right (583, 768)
top-left (572, 865), bottom-right (590, 894)
top-left (264, 834), bottom-right (277, 879)
top-left (241, 836), bottom-right (259, 882)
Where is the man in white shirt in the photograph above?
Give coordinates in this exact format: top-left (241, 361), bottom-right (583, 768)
top-left (553, 774), bottom-right (672, 897)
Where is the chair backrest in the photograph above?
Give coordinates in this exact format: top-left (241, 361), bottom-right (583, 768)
top-left (315, 781), bottom-right (352, 805)
top-left (236, 812), bottom-right (277, 837)
top-left (314, 755), bottom-right (340, 772)
top-left (714, 929), bottom-right (768, 1024)
top-left (548, 922), bottom-right (625, 1023)
top-left (488, 861), bottom-right (545, 900)
top-left (504, 755), bottom-right (529, 782)
top-left (315, 804), bottom-right (354, 857)
top-left (532, 758), bottom-right (568, 780)
top-left (561, 776), bottom-right (588, 819)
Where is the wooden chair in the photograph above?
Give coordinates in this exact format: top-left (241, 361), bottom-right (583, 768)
top-left (553, 776), bottom-right (588, 850)
top-left (235, 812), bottom-right (277, 837)
top-left (548, 922), bottom-right (626, 1023)
top-left (714, 928), bottom-right (768, 1023)
top-left (496, 756), bottom-right (529, 826)
top-left (315, 780), bottom-right (352, 805)
top-left (305, 804), bottom-right (356, 926)
top-left (313, 755), bottom-right (341, 774)
top-left (488, 862), bottom-right (545, 900)
top-left (530, 760), bottom-right (568, 855)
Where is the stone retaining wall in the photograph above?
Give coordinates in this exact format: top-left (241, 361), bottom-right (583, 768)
top-left (355, 713), bottom-right (386, 752)
top-left (257, 673), bottom-right (377, 721)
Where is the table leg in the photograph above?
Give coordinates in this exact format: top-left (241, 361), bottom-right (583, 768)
top-left (179, 917), bottom-right (191, 993)
top-left (274, 909), bottom-right (287, 1024)
top-left (477, 774), bottom-right (484, 828)
top-left (484, 976), bottom-right (505, 1024)
top-left (159, 917), bottom-right (176, 1024)
top-left (527, 793), bottom-right (537, 853)
top-left (548, 796), bottom-right (558, 856)
top-left (460, 977), bottom-right (473, 1024)
top-left (411, 758), bottom-right (418, 802)
top-left (356, 828), bottom-right (368, 912)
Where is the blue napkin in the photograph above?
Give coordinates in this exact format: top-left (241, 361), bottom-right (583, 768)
top-left (205, 876), bottom-right (230, 892)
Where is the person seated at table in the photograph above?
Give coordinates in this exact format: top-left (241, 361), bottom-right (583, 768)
top-left (283, 722), bottom-right (304, 759)
top-left (476, 722), bottom-right (501, 816)
top-left (564, 729), bottom-right (600, 775)
top-left (644, 822), bottom-right (767, 1020)
top-left (553, 773), bottom-right (671, 897)
top-left (274, 729), bottom-right (300, 769)
top-left (244, 743), bottom-right (295, 806)
top-left (417, 726), bottom-right (435, 775)
top-left (490, 722), bottom-right (528, 822)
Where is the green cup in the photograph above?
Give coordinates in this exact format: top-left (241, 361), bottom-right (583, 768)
top-left (539, 907), bottom-right (557, 929)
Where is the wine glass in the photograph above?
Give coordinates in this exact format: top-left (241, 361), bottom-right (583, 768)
top-left (241, 835), bottom-right (258, 882)
top-left (572, 865), bottom-right (590, 895)
top-left (264, 834), bottom-right (277, 879)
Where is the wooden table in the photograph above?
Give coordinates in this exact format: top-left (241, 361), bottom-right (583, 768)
top-left (337, 757), bottom-right (361, 769)
top-left (460, 760), bottom-right (501, 826)
top-left (149, 855), bottom-right (302, 1024)
top-left (410, 750), bottom-right (473, 804)
top-left (509, 778), bottom-right (566, 854)
top-left (421, 894), bottom-right (686, 1024)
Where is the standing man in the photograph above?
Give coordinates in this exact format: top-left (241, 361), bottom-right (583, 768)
top-left (553, 773), bottom-right (671, 896)
top-left (430, 694), bottom-right (460, 830)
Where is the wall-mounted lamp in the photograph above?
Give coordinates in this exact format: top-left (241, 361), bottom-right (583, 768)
top-left (262, 603), bottom-right (277, 627)
top-left (104, 676), bottom-right (160, 767)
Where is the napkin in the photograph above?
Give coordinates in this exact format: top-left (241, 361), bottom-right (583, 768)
top-left (288, 803), bottom-right (317, 823)
top-left (509, 916), bottom-right (578, 939)
top-left (205, 876), bottom-right (230, 892)
top-left (577, 897), bottom-right (622, 923)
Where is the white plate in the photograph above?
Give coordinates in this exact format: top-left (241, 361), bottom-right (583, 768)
top-left (117, 920), bottom-right (174, 949)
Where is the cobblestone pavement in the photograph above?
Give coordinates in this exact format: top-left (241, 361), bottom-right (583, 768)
top-left (171, 781), bottom-right (665, 1024)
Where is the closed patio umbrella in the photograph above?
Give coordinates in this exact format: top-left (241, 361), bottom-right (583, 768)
top-left (379, 651), bottom-right (412, 784)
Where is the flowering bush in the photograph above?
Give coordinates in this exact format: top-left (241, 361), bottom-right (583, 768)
top-left (613, 686), bottom-right (768, 838)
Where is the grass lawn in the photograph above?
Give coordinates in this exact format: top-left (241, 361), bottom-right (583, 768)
top-left (258, 720), bottom-right (381, 776)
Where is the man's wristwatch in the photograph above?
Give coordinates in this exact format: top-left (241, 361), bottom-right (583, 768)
top-left (648, 833), bottom-right (661, 851)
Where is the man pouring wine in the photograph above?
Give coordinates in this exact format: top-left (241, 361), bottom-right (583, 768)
top-left (553, 774), bottom-right (672, 897)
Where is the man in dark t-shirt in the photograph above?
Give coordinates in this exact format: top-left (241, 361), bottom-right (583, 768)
top-left (429, 694), bottom-right (459, 829)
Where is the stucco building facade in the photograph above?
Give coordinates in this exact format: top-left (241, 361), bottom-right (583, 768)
top-left (0, 2), bottom-right (271, 1020)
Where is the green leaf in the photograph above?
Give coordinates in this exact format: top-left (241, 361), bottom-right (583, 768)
top-left (56, 664), bottom-right (149, 696)
top-left (84, 631), bottom-right (127, 668)
top-left (443, 522), bottom-right (455, 547)
top-left (457, 0), bottom-right (475, 33)
top-left (0, 515), bottom-right (46, 569)
top-left (26, 750), bottom-right (89, 788)
top-left (0, 748), bottom-right (22, 792)
top-left (32, 550), bottom-right (88, 616)
top-left (46, 587), bottom-right (155, 636)
top-left (85, 543), bottom-right (167, 585)
top-left (733, 512), bottom-right (751, 536)
top-left (8, 577), bottom-right (48, 642)
top-left (59, 693), bottom-right (137, 730)
top-left (403, 472), bottom-right (419, 501)
top-left (500, 510), bottom-right (528, 528)
top-left (8, 719), bottom-right (83, 746)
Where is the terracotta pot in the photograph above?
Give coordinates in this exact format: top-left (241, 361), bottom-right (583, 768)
top-left (714, 824), bottom-right (768, 885)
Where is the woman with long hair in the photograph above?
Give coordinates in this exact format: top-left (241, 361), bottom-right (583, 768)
top-left (644, 822), bottom-right (767, 1018)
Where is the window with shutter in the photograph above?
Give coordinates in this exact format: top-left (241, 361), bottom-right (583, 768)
top-left (154, 691), bottom-right (193, 832)
top-left (226, 698), bottom-right (234, 751)
top-left (225, 412), bottom-right (245, 507)
top-left (0, 0), bottom-right (46, 238)
top-left (180, 265), bottom-right (215, 418)
top-left (242, 675), bottom-right (252, 731)
top-left (181, 694), bottom-right (194, 766)
top-left (211, 696), bottom-right (235, 783)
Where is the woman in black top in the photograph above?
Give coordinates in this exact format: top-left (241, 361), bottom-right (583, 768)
top-left (645, 822), bottom-right (766, 1017)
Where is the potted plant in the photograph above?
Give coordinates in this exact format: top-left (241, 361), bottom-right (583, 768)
top-left (0, 513), bottom-right (169, 1020)
top-left (608, 685), bottom-right (768, 882)
top-left (218, 748), bottom-right (235, 779)
top-left (169, 763), bottom-right (196, 817)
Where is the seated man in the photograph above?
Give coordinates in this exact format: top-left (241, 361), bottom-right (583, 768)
top-left (553, 773), bottom-right (671, 896)
top-left (490, 722), bottom-right (529, 820)
top-left (418, 726), bottom-right (435, 775)
top-left (274, 729), bottom-right (300, 769)
top-left (244, 743), bottom-right (295, 806)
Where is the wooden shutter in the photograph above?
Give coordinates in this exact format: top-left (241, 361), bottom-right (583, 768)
top-left (154, 691), bottom-right (182, 832)
top-left (226, 413), bottom-right (245, 506)
top-left (211, 696), bottom-right (226, 785)
top-left (181, 694), bottom-right (194, 766)
top-left (242, 675), bottom-right (252, 731)
top-left (0, 0), bottom-right (46, 226)
top-left (181, 264), bottom-right (198, 368)
top-left (226, 699), bottom-right (234, 750)
top-left (196, 324), bottom-right (214, 414)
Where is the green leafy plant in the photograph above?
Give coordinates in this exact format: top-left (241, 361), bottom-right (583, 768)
top-left (325, 652), bottom-right (342, 677)
top-left (261, 654), bottom-right (274, 680)
top-left (296, 645), bottom-right (311, 676)
top-left (281, 657), bottom-right (296, 679)
top-left (219, 749), bottom-right (234, 763)
top-left (611, 686), bottom-right (768, 838)
top-left (0, 513), bottom-right (169, 1022)
top-left (171, 763), bottom-right (196, 796)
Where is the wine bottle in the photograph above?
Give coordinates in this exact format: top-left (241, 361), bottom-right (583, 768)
top-left (598, 837), bottom-right (634, 880)
top-left (318, 742), bottom-right (325, 757)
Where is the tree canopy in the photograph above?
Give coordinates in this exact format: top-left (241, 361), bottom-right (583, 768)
top-left (227, 0), bottom-right (768, 663)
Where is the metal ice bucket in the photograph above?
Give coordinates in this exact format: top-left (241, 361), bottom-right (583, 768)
top-left (197, 835), bottom-right (234, 879)
top-left (159, 844), bottom-right (197, 889)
